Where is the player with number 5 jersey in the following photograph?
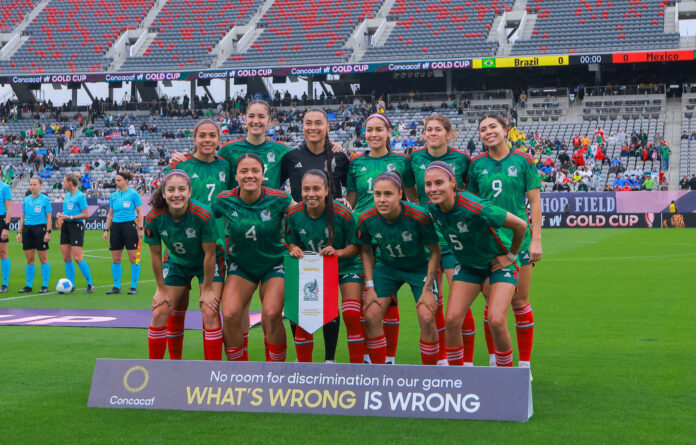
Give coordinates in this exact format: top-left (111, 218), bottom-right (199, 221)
top-left (144, 170), bottom-right (223, 361)
top-left (212, 153), bottom-right (294, 362)
top-left (469, 115), bottom-right (542, 372)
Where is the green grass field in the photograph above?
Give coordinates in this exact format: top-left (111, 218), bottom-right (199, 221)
top-left (1, 229), bottom-right (695, 444)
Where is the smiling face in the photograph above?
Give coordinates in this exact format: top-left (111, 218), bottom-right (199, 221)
top-left (301, 173), bottom-right (328, 211)
top-left (246, 103), bottom-right (271, 138)
top-left (303, 111), bottom-right (329, 146)
top-left (424, 119), bottom-right (453, 151)
top-left (478, 117), bottom-right (507, 149)
top-left (424, 168), bottom-right (455, 205)
top-left (235, 157), bottom-right (264, 193)
top-left (163, 175), bottom-right (191, 211)
top-left (365, 116), bottom-right (389, 151)
top-left (373, 177), bottom-right (401, 217)
top-left (194, 122), bottom-right (220, 157)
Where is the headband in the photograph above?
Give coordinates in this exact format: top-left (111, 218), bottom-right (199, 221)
top-left (366, 113), bottom-right (391, 128)
top-left (375, 172), bottom-right (401, 189)
top-left (163, 169), bottom-right (190, 182)
top-left (425, 164), bottom-right (454, 179)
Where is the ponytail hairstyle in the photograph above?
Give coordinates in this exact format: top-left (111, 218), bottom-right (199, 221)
top-left (366, 113), bottom-right (393, 153)
top-left (374, 170), bottom-right (404, 199)
top-left (303, 108), bottom-right (336, 200)
top-left (150, 170), bottom-right (191, 210)
top-left (302, 168), bottom-right (334, 246)
top-left (425, 160), bottom-right (459, 191)
top-left (116, 170), bottom-right (133, 182)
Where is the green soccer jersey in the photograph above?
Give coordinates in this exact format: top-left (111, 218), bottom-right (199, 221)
top-left (357, 202), bottom-right (439, 272)
top-left (428, 192), bottom-right (511, 271)
top-left (166, 154), bottom-right (232, 239)
top-left (212, 187), bottom-right (293, 273)
top-left (144, 200), bottom-right (218, 269)
top-left (285, 200), bottom-right (362, 275)
top-left (347, 150), bottom-right (415, 220)
top-left (219, 137), bottom-right (290, 189)
top-left (467, 149), bottom-right (541, 250)
top-left (409, 147), bottom-right (471, 207)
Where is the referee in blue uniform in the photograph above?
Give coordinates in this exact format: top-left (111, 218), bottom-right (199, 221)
top-left (103, 171), bottom-right (143, 295)
top-left (56, 174), bottom-right (95, 293)
top-left (17, 177), bottom-right (52, 293)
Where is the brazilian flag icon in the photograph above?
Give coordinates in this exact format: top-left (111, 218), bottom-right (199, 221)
top-left (482, 58), bottom-right (496, 68)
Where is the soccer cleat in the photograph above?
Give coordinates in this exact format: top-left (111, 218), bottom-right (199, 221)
top-left (106, 287), bottom-right (121, 295)
top-left (385, 357), bottom-right (395, 365)
top-left (437, 359), bottom-right (449, 366)
top-left (39, 286), bottom-right (49, 293)
top-left (18, 286), bottom-right (32, 293)
top-left (324, 360), bottom-right (336, 364)
top-left (85, 285), bottom-right (95, 294)
top-left (70, 287), bottom-right (76, 293)
top-left (0, 285), bottom-right (7, 293)
top-left (128, 288), bottom-right (137, 295)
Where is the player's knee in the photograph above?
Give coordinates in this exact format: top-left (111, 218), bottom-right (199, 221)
top-left (262, 306), bottom-right (282, 324)
top-left (200, 306), bottom-right (219, 324)
top-left (487, 312), bottom-right (507, 332)
top-left (512, 291), bottom-right (530, 307)
top-left (221, 306), bottom-right (241, 325)
top-left (417, 306), bottom-right (435, 326)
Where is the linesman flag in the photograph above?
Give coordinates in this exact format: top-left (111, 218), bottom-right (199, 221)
top-left (284, 254), bottom-right (339, 333)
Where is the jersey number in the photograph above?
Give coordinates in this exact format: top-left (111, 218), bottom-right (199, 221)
top-left (172, 242), bottom-right (186, 255)
top-left (448, 234), bottom-right (463, 250)
top-left (206, 184), bottom-right (216, 201)
top-left (245, 225), bottom-right (257, 241)
top-left (366, 177), bottom-right (373, 194)
top-left (492, 179), bottom-right (503, 198)
top-left (307, 239), bottom-right (325, 252)
top-left (385, 244), bottom-right (405, 258)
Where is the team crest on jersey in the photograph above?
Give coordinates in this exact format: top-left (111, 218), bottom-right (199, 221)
top-left (267, 152), bottom-right (276, 163)
top-left (186, 228), bottom-right (196, 238)
top-left (508, 166), bottom-right (518, 177)
top-left (192, 173), bottom-right (199, 179)
top-left (331, 158), bottom-right (337, 170)
top-left (229, 262), bottom-right (238, 271)
top-left (454, 265), bottom-right (461, 275)
top-left (260, 209), bottom-right (271, 221)
top-left (457, 222), bottom-right (468, 233)
top-left (387, 163), bottom-right (395, 172)
top-left (219, 171), bottom-right (226, 182)
top-left (163, 268), bottom-right (169, 279)
top-left (324, 228), bottom-right (329, 237)
top-left (402, 231), bottom-right (413, 242)
top-left (160, 230), bottom-right (168, 237)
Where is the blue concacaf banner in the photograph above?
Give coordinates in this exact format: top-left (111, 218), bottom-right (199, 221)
top-left (88, 359), bottom-right (533, 422)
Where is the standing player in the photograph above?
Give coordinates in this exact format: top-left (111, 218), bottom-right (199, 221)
top-left (409, 114), bottom-right (474, 366)
top-left (219, 100), bottom-right (289, 188)
top-left (17, 177), bottom-right (52, 293)
top-left (144, 170), bottom-right (223, 360)
top-left (358, 171), bottom-right (441, 365)
top-left (286, 170), bottom-right (363, 363)
top-left (470, 115), bottom-right (542, 370)
top-left (212, 154), bottom-right (294, 362)
top-left (103, 171), bottom-right (143, 295)
top-left (347, 113), bottom-right (418, 364)
top-left (0, 168), bottom-right (12, 292)
top-left (163, 119), bottom-right (231, 360)
top-left (55, 174), bottom-right (95, 293)
top-left (424, 161), bottom-right (527, 367)
top-left (281, 108), bottom-right (351, 364)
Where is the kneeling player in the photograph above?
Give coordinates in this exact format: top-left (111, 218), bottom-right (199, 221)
top-left (424, 161), bottom-right (526, 367)
top-left (145, 170), bottom-right (224, 360)
top-left (358, 171), bottom-right (441, 365)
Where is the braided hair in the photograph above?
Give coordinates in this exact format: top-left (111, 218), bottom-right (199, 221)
top-left (302, 169), bottom-right (334, 246)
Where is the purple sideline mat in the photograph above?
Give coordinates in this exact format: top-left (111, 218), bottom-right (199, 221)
top-left (0, 308), bottom-right (262, 328)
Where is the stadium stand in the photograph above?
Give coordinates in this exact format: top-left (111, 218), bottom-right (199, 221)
top-left (0, 0), bottom-right (154, 74)
top-left (511, 0), bottom-right (680, 55)
top-left (361, 0), bottom-right (501, 61)
top-left (0, 0), bottom-right (35, 32)
top-left (120, 0), bottom-right (264, 71)
top-left (220, 0), bottom-right (384, 67)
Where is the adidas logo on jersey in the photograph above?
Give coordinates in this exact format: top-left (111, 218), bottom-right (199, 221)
top-left (522, 252), bottom-right (530, 260)
top-left (504, 271), bottom-right (512, 278)
top-left (231, 211), bottom-right (238, 217)
top-left (482, 169), bottom-right (488, 175)
top-left (420, 165), bottom-right (426, 170)
top-left (160, 230), bottom-right (168, 237)
top-left (295, 162), bottom-right (303, 168)
top-left (299, 229), bottom-right (307, 234)
top-left (186, 228), bottom-right (196, 238)
top-left (360, 167), bottom-right (367, 172)
top-left (192, 173), bottom-right (199, 179)
top-left (374, 233), bottom-right (383, 239)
